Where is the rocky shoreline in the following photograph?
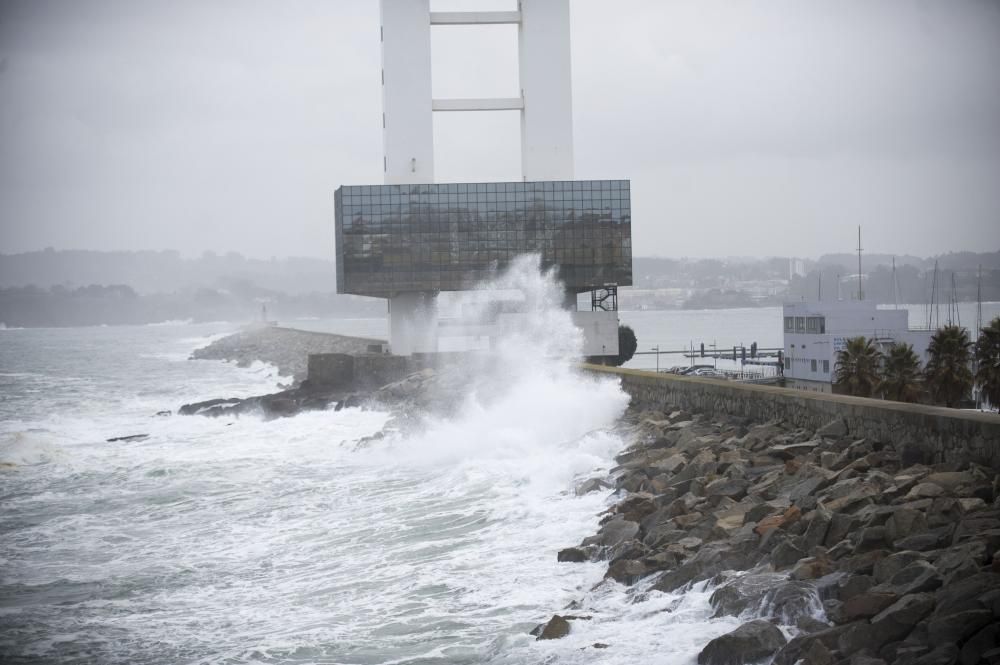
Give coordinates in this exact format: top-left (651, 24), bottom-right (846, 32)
top-left (541, 396), bottom-right (1000, 664)
top-left (184, 330), bottom-right (1000, 663)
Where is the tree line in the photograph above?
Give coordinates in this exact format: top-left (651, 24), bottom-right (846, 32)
top-left (833, 317), bottom-right (1000, 410)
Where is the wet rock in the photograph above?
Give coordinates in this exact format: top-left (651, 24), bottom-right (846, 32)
top-left (771, 540), bottom-right (807, 570)
top-left (655, 453), bottom-right (687, 474)
top-left (605, 558), bottom-right (655, 585)
top-left (575, 478), bottom-right (612, 495)
top-left (797, 615), bottom-right (832, 635)
top-left (933, 572), bottom-right (1000, 617)
top-left (614, 493), bottom-right (658, 523)
top-left (772, 622), bottom-right (859, 665)
top-left (853, 526), bottom-right (888, 553)
top-left (581, 518), bottom-right (639, 552)
top-left (767, 441), bottom-right (820, 460)
top-left (709, 572), bottom-right (786, 618)
top-left (926, 609), bottom-right (993, 645)
top-left (179, 397), bottom-right (244, 415)
top-left (933, 542), bottom-right (985, 584)
top-left (710, 574), bottom-right (819, 624)
top-left (873, 551), bottom-right (926, 585)
top-left (825, 512), bottom-right (860, 548)
top-left (536, 614), bottom-right (571, 640)
top-left (905, 482), bottom-right (946, 500)
top-left (654, 543), bottom-right (749, 593)
top-left (754, 505), bottom-right (801, 537)
top-left (924, 471), bottom-right (974, 492)
top-left (704, 478), bottom-right (749, 501)
top-left (802, 508), bottom-right (833, 551)
top-left (838, 550), bottom-right (888, 576)
top-left (885, 508), bottom-right (927, 546)
top-left (880, 560), bottom-right (942, 596)
top-left (960, 622), bottom-right (1000, 665)
top-left (697, 619), bottom-right (787, 665)
top-left (557, 547), bottom-right (592, 563)
top-left (836, 574), bottom-right (874, 602)
top-left (893, 529), bottom-right (949, 552)
top-left (912, 644), bottom-right (961, 665)
top-left (105, 433), bottom-right (149, 442)
top-left (790, 556), bottom-right (835, 581)
top-left (833, 591), bottom-right (899, 623)
top-left (868, 593), bottom-right (936, 645)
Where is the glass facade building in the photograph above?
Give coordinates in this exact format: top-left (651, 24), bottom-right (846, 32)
top-left (334, 180), bottom-right (632, 297)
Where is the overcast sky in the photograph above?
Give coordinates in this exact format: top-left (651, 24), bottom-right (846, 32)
top-left (1, 0), bottom-right (999, 260)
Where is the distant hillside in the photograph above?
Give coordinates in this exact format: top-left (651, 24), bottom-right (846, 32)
top-left (0, 249), bottom-right (337, 295)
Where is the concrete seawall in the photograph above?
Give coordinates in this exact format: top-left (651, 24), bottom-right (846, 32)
top-left (583, 364), bottom-right (1000, 470)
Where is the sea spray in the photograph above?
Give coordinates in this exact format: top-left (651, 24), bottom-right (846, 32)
top-left (369, 254), bottom-right (629, 481)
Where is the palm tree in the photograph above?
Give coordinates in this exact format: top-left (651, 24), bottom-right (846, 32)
top-left (925, 324), bottom-right (973, 408)
top-left (975, 316), bottom-right (1000, 410)
top-left (834, 336), bottom-right (881, 397)
top-left (878, 343), bottom-right (922, 403)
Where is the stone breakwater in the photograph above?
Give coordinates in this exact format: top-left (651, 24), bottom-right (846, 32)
top-left (190, 326), bottom-right (383, 384)
top-left (585, 365), bottom-right (1000, 471)
top-left (542, 398), bottom-right (1000, 665)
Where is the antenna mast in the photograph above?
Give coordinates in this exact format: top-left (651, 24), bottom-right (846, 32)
top-left (949, 272), bottom-right (960, 328)
top-left (930, 260), bottom-right (940, 329)
top-left (891, 257), bottom-right (898, 309)
top-left (857, 226), bottom-right (863, 301)
top-left (977, 265), bottom-right (983, 340)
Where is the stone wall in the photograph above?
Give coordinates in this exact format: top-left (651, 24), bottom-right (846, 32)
top-left (584, 364), bottom-right (1000, 470)
top-left (306, 350), bottom-right (482, 392)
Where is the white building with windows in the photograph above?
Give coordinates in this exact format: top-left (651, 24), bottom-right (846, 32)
top-left (782, 301), bottom-right (934, 393)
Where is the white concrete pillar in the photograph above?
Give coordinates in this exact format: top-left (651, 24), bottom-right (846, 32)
top-left (518, 0), bottom-right (574, 181)
top-left (388, 291), bottom-right (438, 356)
top-left (380, 0), bottom-right (434, 184)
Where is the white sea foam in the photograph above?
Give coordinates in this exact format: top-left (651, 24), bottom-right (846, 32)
top-left (144, 319), bottom-right (195, 327)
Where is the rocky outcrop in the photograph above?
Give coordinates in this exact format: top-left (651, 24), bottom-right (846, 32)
top-left (697, 619), bottom-right (787, 665)
top-left (190, 326), bottom-right (382, 383)
top-left (546, 401), bottom-right (1000, 663)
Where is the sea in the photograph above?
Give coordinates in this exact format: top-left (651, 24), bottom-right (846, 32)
top-left (2, 284), bottom-right (996, 664)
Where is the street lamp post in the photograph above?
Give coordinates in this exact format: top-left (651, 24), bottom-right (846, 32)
top-left (653, 345), bottom-right (660, 372)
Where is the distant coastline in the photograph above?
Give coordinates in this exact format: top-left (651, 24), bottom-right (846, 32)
top-left (2, 248), bottom-right (998, 327)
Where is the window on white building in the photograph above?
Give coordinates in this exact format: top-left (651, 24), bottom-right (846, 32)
top-left (784, 317), bottom-right (794, 332)
top-left (806, 317), bottom-right (826, 334)
top-left (811, 359), bottom-right (817, 372)
top-left (823, 360), bottom-right (830, 373)
top-left (795, 317), bottom-right (805, 333)
top-left (784, 358), bottom-right (791, 370)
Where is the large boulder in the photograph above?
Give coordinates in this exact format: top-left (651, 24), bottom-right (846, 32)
top-left (867, 592), bottom-right (936, 646)
top-left (878, 560), bottom-right (942, 596)
top-left (831, 591), bottom-right (899, 623)
top-left (710, 573), bottom-right (820, 625)
top-left (885, 508), bottom-right (927, 546)
top-left (697, 619), bottom-right (787, 665)
top-left (581, 518), bottom-right (639, 553)
top-left (926, 609), bottom-right (993, 645)
top-left (535, 615), bottom-right (571, 640)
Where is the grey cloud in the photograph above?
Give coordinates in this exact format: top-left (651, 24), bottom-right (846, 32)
top-left (1, 0), bottom-right (998, 260)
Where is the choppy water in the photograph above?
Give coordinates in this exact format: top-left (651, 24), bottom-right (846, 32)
top-left (0, 264), bottom-right (753, 665)
top-left (5, 289), bottom-right (995, 663)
